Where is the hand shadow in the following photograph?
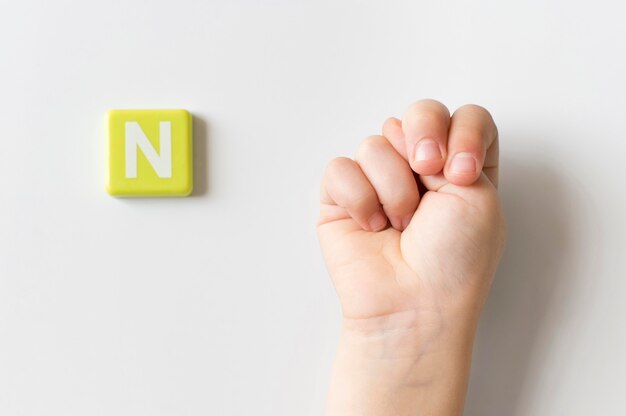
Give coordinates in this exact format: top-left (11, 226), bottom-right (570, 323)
top-left (464, 156), bottom-right (579, 415)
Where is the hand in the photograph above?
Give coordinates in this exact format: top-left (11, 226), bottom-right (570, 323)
top-left (318, 99), bottom-right (506, 415)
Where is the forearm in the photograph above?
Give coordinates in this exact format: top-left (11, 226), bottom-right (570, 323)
top-left (326, 307), bottom-right (480, 416)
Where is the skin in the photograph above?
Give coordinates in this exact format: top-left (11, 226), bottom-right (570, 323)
top-left (318, 99), bottom-right (506, 415)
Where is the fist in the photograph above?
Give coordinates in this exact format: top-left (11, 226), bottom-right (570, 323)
top-left (318, 100), bottom-right (506, 325)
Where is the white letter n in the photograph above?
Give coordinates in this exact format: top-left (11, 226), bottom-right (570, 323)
top-left (125, 121), bottom-right (172, 178)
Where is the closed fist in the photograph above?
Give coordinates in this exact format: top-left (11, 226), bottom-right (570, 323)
top-left (318, 99), bottom-right (506, 323)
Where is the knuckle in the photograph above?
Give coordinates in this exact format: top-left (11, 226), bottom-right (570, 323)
top-left (409, 98), bottom-right (448, 112)
top-left (404, 111), bottom-right (449, 133)
top-left (458, 103), bottom-right (490, 114)
top-left (406, 99), bottom-right (450, 121)
top-left (454, 104), bottom-right (498, 143)
top-left (325, 157), bottom-right (354, 178)
top-left (456, 104), bottom-right (495, 125)
top-left (355, 135), bottom-right (388, 160)
top-left (383, 116), bottom-right (400, 126)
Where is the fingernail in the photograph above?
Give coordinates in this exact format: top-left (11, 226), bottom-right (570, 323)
top-left (449, 152), bottom-right (476, 174)
top-left (368, 212), bottom-right (387, 231)
top-left (414, 139), bottom-right (442, 162)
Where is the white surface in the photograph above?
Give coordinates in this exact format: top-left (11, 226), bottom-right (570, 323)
top-left (0, 0), bottom-right (624, 414)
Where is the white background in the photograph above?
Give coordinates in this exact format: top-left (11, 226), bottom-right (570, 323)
top-left (0, 0), bottom-right (624, 415)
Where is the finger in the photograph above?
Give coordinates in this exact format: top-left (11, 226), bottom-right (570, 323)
top-left (401, 99), bottom-right (451, 175)
top-left (383, 115), bottom-right (451, 194)
top-left (444, 104), bottom-right (499, 187)
top-left (418, 172), bottom-right (449, 192)
top-left (381, 117), bottom-right (407, 159)
top-left (355, 135), bottom-right (420, 231)
top-left (320, 157), bottom-right (388, 231)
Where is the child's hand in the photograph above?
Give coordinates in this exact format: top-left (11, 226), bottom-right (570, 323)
top-left (318, 100), bottom-right (505, 415)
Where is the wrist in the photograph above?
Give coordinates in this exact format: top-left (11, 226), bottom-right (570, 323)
top-left (327, 307), bottom-right (480, 416)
